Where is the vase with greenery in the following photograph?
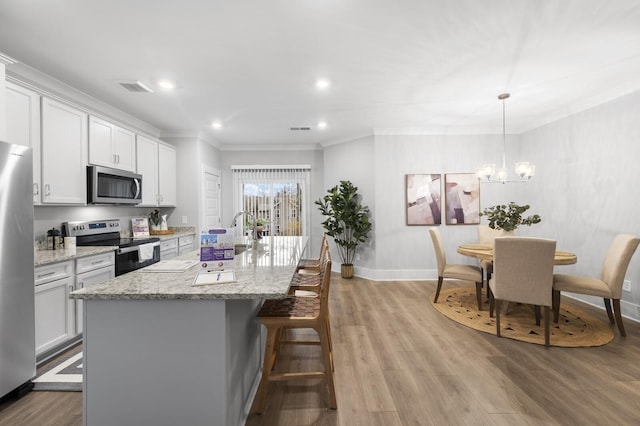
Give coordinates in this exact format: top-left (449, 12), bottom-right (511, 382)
top-left (315, 180), bottom-right (372, 278)
top-left (479, 202), bottom-right (541, 232)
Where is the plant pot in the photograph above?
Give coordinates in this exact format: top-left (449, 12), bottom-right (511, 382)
top-left (341, 263), bottom-right (354, 279)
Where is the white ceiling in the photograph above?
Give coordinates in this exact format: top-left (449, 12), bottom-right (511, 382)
top-left (2, 0), bottom-right (640, 149)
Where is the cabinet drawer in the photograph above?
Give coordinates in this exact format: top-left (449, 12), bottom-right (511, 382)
top-left (76, 252), bottom-right (115, 275)
top-left (35, 261), bottom-right (74, 286)
top-left (178, 235), bottom-right (194, 247)
top-left (160, 238), bottom-right (178, 250)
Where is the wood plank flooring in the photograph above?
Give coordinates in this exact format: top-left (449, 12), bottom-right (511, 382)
top-left (3, 275), bottom-right (640, 425)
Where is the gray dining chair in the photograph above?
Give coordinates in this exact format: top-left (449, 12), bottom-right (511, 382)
top-left (489, 237), bottom-right (556, 346)
top-left (477, 225), bottom-right (511, 296)
top-left (429, 228), bottom-right (483, 309)
top-left (553, 234), bottom-right (640, 336)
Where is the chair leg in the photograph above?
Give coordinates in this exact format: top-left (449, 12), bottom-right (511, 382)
top-left (604, 298), bottom-right (615, 324)
top-left (534, 305), bottom-right (541, 326)
top-left (255, 324), bottom-right (279, 414)
top-left (434, 276), bottom-right (444, 303)
top-left (317, 323), bottom-right (337, 409)
top-left (475, 281), bottom-right (483, 311)
top-left (495, 299), bottom-right (502, 337)
top-left (544, 306), bottom-right (550, 347)
top-left (486, 271), bottom-right (492, 299)
top-left (489, 287), bottom-right (495, 318)
top-left (613, 299), bottom-right (626, 337)
top-left (552, 290), bottom-right (561, 323)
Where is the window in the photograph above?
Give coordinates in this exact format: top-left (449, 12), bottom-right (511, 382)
top-left (232, 166), bottom-right (311, 237)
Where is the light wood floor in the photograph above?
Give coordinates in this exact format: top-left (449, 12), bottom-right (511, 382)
top-left (3, 275), bottom-right (640, 425)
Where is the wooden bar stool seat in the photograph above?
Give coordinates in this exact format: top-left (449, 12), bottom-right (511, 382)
top-left (254, 257), bottom-right (336, 414)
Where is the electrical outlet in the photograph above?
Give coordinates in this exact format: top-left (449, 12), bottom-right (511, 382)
top-left (355, 253), bottom-right (361, 261)
top-left (623, 280), bottom-right (632, 292)
top-left (182, 216), bottom-right (188, 224)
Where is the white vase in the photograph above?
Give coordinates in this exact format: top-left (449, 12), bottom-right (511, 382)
top-left (160, 215), bottom-right (168, 231)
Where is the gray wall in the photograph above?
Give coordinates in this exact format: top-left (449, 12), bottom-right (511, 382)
top-left (518, 89), bottom-right (640, 319)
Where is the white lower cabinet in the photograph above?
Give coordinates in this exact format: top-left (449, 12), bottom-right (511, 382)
top-left (74, 252), bottom-right (115, 335)
top-left (178, 235), bottom-right (195, 255)
top-left (34, 252), bottom-right (115, 355)
top-left (160, 238), bottom-right (178, 260)
top-left (34, 261), bottom-right (75, 355)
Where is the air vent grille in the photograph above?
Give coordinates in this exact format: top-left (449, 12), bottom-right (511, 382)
top-left (117, 80), bottom-right (154, 93)
top-left (290, 127), bottom-right (311, 131)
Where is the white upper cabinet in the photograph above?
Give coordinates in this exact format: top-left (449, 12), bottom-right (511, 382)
top-left (5, 82), bottom-right (41, 203)
top-left (89, 116), bottom-right (136, 172)
top-left (136, 136), bottom-right (177, 207)
top-left (41, 97), bottom-right (88, 204)
top-left (158, 142), bottom-right (177, 206)
top-left (136, 134), bottom-right (159, 206)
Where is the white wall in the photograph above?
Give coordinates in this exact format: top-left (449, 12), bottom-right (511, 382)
top-left (519, 89), bottom-right (640, 319)
top-left (322, 136), bottom-right (376, 275)
top-left (161, 136), bottom-right (222, 231)
top-left (0, 61), bottom-right (6, 139)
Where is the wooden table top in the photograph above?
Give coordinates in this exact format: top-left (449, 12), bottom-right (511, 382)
top-left (457, 244), bottom-right (577, 265)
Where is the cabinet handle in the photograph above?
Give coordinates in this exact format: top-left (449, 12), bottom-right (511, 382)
top-left (33, 183), bottom-right (39, 196)
top-left (113, 154), bottom-right (117, 164)
top-left (44, 184), bottom-right (51, 197)
top-left (91, 260), bottom-right (104, 265)
top-left (117, 154), bottom-right (120, 164)
top-left (68, 284), bottom-right (74, 292)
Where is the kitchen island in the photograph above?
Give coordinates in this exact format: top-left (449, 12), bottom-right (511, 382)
top-left (71, 236), bottom-right (308, 426)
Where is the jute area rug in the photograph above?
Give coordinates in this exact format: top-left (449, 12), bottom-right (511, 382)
top-left (431, 286), bottom-right (614, 347)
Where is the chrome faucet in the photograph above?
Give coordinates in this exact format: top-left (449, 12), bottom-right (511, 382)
top-left (230, 211), bottom-right (257, 241)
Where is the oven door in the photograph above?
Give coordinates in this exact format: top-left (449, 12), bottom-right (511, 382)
top-left (115, 242), bottom-right (160, 276)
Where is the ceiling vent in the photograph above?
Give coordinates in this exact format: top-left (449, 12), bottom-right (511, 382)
top-left (290, 127), bottom-right (311, 131)
top-left (117, 80), bottom-right (154, 93)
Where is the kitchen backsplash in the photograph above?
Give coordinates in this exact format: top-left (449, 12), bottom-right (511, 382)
top-left (34, 205), bottom-right (176, 242)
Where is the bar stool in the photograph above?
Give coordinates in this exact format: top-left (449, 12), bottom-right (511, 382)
top-left (288, 238), bottom-right (330, 296)
top-left (254, 256), bottom-right (336, 414)
top-left (296, 233), bottom-right (327, 272)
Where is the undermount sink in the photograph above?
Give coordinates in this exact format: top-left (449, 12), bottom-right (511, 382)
top-left (235, 244), bottom-right (248, 255)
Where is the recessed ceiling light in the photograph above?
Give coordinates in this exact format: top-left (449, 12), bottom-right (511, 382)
top-left (317, 121), bottom-right (328, 129)
top-left (315, 79), bottom-right (330, 89)
top-left (211, 121), bottom-right (223, 129)
top-left (158, 79), bottom-right (176, 90)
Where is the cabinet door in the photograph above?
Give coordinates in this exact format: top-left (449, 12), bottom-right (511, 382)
top-left (75, 265), bottom-right (115, 335)
top-left (6, 82), bottom-right (41, 203)
top-left (41, 97), bottom-right (88, 204)
top-left (35, 276), bottom-right (75, 355)
top-left (158, 143), bottom-right (177, 206)
top-left (136, 135), bottom-right (159, 206)
top-left (88, 116), bottom-right (115, 169)
top-left (114, 127), bottom-right (136, 172)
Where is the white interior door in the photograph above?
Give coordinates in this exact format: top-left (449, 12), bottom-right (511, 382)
top-left (201, 165), bottom-right (221, 230)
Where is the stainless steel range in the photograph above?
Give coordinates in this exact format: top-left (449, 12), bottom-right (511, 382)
top-left (63, 219), bottom-right (160, 276)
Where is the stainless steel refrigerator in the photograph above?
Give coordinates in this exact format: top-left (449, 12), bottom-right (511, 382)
top-left (0, 140), bottom-right (35, 398)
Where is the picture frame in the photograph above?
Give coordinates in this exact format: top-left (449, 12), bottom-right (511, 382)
top-left (444, 173), bottom-right (480, 225)
top-left (405, 174), bottom-right (442, 225)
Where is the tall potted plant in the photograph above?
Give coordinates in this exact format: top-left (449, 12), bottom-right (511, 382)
top-left (479, 202), bottom-right (541, 232)
top-left (316, 180), bottom-right (372, 278)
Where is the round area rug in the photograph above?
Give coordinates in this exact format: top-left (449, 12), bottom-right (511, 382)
top-left (431, 287), bottom-right (614, 347)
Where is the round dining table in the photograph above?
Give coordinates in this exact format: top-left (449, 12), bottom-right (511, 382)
top-left (457, 244), bottom-right (578, 265)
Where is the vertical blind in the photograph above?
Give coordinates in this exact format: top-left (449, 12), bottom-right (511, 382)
top-left (231, 165), bottom-right (311, 237)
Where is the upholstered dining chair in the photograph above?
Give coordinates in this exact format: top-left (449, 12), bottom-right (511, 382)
top-left (477, 225), bottom-right (509, 295)
top-left (429, 228), bottom-right (484, 309)
top-left (553, 234), bottom-right (640, 336)
top-left (489, 237), bottom-right (556, 346)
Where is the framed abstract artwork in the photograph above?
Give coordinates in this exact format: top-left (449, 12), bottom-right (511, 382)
top-left (405, 174), bottom-right (441, 225)
top-left (444, 173), bottom-right (480, 225)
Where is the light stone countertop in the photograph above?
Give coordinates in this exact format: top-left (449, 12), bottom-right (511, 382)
top-left (35, 246), bottom-right (117, 267)
top-left (70, 236), bottom-right (308, 301)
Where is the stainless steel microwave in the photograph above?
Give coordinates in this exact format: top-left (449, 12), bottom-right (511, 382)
top-left (87, 165), bottom-right (142, 205)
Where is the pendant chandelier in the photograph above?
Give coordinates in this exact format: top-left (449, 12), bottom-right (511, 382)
top-left (476, 93), bottom-right (535, 183)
